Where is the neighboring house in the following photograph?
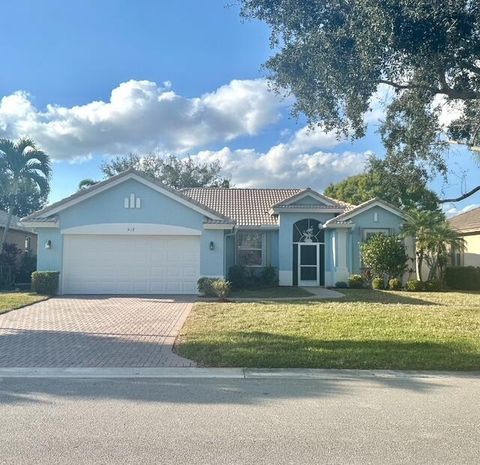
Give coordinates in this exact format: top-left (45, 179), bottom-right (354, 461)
top-left (0, 210), bottom-right (37, 257)
top-left (449, 207), bottom-right (480, 267)
top-left (21, 169), bottom-right (411, 295)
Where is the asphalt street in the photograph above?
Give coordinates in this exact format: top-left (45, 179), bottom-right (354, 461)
top-left (0, 374), bottom-right (479, 464)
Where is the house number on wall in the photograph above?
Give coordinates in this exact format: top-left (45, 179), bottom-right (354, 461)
top-left (124, 193), bottom-right (141, 209)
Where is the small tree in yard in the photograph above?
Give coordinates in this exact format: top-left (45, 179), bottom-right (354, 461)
top-left (401, 210), bottom-right (465, 281)
top-left (360, 234), bottom-right (408, 286)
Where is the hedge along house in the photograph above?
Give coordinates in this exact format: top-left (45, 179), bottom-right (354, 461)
top-left (21, 169), bottom-right (412, 295)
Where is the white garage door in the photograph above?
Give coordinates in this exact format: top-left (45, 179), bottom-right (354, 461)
top-left (62, 235), bottom-right (200, 295)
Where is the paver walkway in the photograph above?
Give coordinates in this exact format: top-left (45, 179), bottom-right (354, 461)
top-left (0, 296), bottom-right (195, 367)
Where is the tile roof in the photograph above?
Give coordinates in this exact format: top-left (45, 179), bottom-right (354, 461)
top-left (182, 188), bottom-right (302, 225)
top-left (182, 188), bottom-right (350, 226)
top-left (449, 206), bottom-right (480, 233)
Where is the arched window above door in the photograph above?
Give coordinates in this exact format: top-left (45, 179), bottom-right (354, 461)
top-left (293, 219), bottom-right (324, 243)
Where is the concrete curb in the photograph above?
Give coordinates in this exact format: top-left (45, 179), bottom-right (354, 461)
top-left (0, 367), bottom-right (479, 379)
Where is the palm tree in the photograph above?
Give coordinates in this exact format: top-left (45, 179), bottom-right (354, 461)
top-left (401, 209), bottom-right (464, 281)
top-left (0, 138), bottom-right (51, 250)
top-left (424, 223), bottom-right (465, 280)
top-left (78, 178), bottom-right (98, 190)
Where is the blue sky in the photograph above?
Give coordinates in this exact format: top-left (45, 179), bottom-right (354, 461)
top-left (1, 0), bottom-right (479, 215)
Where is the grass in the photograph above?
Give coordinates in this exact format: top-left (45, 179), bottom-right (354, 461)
top-left (230, 286), bottom-right (313, 299)
top-left (0, 292), bottom-right (48, 315)
top-left (177, 289), bottom-right (480, 370)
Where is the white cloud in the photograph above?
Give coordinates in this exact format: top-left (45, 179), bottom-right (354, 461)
top-left (443, 203), bottom-right (480, 218)
top-left (191, 126), bottom-right (369, 190)
top-left (0, 79), bottom-right (285, 160)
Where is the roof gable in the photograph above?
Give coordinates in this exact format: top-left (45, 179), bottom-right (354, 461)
top-left (23, 170), bottom-right (232, 223)
top-left (326, 198), bottom-right (407, 225)
top-left (272, 188), bottom-right (337, 208)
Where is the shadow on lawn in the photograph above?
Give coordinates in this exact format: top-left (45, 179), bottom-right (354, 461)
top-left (178, 331), bottom-right (480, 372)
top-left (319, 290), bottom-right (439, 306)
top-left (230, 290), bottom-right (440, 306)
top-left (0, 330), bottom-right (469, 406)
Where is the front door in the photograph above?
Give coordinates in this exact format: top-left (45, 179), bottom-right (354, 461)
top-left (298, 243), bottom-right (319, 286)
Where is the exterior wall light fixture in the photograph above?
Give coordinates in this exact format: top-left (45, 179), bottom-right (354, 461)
top-left (209, 241), bottom-right (215, 251)
top-left (45, 240), bottom-right (52, 249)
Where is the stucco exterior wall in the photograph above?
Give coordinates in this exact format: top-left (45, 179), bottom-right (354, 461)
top-left (463, 233), bottom-right (480, 267)
top-left (35, 178), bottom-right (226, 280)
top-left (0, 227), bottom-right (37, 256)
top-left (349, 206), bottom-right (406, 274)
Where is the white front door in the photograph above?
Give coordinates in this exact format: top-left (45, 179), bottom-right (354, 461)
top-left (298, 243), bottom-right (320, 287)
top-left (62, 234), bottom-right (200, 295)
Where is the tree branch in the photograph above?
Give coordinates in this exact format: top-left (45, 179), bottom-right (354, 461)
top-left (439, 184), bottom-right (480, 203)
top-left (379, 77), bottom-right (480, 100)
top-left (378, 79), bottom-right (434, 92)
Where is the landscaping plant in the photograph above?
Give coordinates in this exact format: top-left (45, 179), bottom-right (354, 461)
top-left (197, 277), bottom-right (217, 297)
top-left (348, 274), bottom-right (364, 289)
top-left (402, 210), bottom-right (465, 282)
top-left (211, 279), bottom-right (231, 300)
top-left (445, 266), bottom-right (480, 291)
top-left (31, 271), bottom-right (59, 295)
top-left (406, 279), bottom-right (424, 292)
top-left (360, 233), bottom-right (408, 284)
top-left (388, 278), bottom-right (402, 291)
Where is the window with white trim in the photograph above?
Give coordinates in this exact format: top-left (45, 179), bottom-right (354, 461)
top-left (237, 232), bottom-right (265, 266)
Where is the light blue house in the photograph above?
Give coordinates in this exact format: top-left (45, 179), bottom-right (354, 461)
top-left (21, 169), bottom-right (410, 295)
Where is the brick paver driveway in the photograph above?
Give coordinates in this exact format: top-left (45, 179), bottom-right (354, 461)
top-left (0, 296), bottom-right (196, 367)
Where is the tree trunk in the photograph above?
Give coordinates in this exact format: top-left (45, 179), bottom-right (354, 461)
top-left (416, 251), bottom-right (423, 281)
top-left (0, 208), bottom-right (13, 252)
top-left (0, 178), bottom-right (18, 253)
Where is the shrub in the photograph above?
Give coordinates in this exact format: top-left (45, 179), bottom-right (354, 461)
top-left (260, 265), bottom-right (277, 287)
top-left (445, 266), bottom-right (480, 290)
top-left (372, 277), bottom-right (384, 290)
top-left (16, 252), bottom-right (37, 283)
top-left (211, 279), bottom-right (231, 299)
top-left (424, 279), bottom-right (443, 292)
top-left (0, 243), bottom-right (21, 290)
top-left (360, 234), bottom-right (408, 281)
top-left (348, 274), bottom-right (364, 289)
top-left (335, 281), bottom-right (348, 288)
top-left (406, 279), bottom-right (424, 292)
top-left (388, 278), bottom-right (402, 290)
top-left (228, 265), bottom-right (248, 289)
top-left (0, 264), bottom-right (15, 290)
top-left (197, 277), bottom-right (217, 297)
top-left (31, 271), bottom-right (59, 295)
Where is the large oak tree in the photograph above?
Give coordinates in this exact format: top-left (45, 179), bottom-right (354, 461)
top-left (241, 0), bottom-right (480, 202)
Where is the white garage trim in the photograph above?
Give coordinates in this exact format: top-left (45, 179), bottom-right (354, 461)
top-left (61, 223), bottom-right (202, 236)
top-left (62, 234), bottom-right (200, 295)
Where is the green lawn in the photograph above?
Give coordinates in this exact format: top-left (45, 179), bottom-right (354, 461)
top-left (177, 290), bottom-right (480, 370)
top-left (0, 292), bottom-right (48, 315)
top-left (230, 286), bottom-right (313, 299)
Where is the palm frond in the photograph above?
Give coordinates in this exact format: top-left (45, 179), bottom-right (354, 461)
top-left (24, 155), bottom-right (52, 178)
top-left (26, 171), bottom-right (50, 196)
top-left (15, 137), bottom-right (37, 155)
